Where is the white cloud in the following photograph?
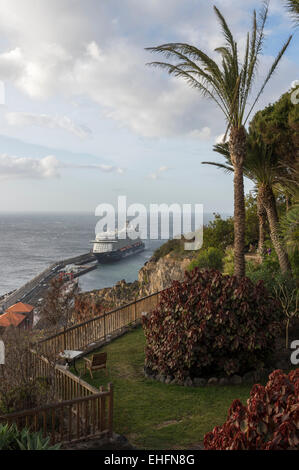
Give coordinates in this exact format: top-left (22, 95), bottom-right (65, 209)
top-left (148, 165), bottom-right (171, 180)
top-left (61, 162), bottom-right (125, 175)
top-left (215, 133), bottom-right (226, 144)
top-left (0, 154), bottom-right (59, 179)
top-left (188, 127), bottom-right (211, 140)
top-left (0, 154), bottom-right (125, 180)
top-left (0, 0), bottom-right (296, 139)
top-left (5, 112), bottom-right (92, 139)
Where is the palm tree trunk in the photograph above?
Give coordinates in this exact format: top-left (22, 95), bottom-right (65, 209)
top-left (261, 185), bottom-right (292, 275)
top-left (257, 187), bottom-right (267, 255)
top-left (229, 126), bottom-right (246, 278)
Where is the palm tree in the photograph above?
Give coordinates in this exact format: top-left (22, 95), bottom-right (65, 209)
top-left (284, 0), bottom-right (299, 25)
top-left (146, 1), bottom-right (292, 278)
top-left (203, 134), bottom-right (293, 274)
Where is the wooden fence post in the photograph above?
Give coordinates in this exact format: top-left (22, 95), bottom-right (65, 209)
top-left (108, 383), bottom-right (113, 437)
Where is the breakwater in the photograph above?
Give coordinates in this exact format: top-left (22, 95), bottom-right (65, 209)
top-left (0, 252), bottom-right (96, 311)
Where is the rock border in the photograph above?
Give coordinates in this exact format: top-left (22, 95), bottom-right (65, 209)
top-left (144, 366), bottom-right (276, 387)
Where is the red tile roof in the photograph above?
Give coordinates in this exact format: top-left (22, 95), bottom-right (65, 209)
top-left (0, 311), bottom-right (26, 327)
top-left (6, 302), bottom-right (34, 314)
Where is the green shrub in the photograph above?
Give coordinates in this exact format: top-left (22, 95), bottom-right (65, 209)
top-left (151, 239), bottom-right (184, 262)
top-left (142, 269), bottom-right (282, 381)
top-left (0, 423), bottom-right (61, 450)
top-left (202, 214), bottom-right (234, 251)
top-left (188, 247), bottom-right (224, 271)
top-left (223, 246), bottom-right (234, 275)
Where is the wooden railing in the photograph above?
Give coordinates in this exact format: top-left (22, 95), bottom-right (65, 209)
top-left (0, 386), bottom-right (113, 445)
top-left (37, 290), bottom-right (161, 355)
top-left (30, 350), bottom-right (102, 400)
top-left (0, 351), bottom-right (113, 445)
top-left (0, 291), bottom-right (162, 445)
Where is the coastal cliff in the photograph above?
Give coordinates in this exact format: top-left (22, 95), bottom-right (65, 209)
top-left (138, 254), bottom-right (193, 296)
top-left (75, 251), bottom-right (193, 320)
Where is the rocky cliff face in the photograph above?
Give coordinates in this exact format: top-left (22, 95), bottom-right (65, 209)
top-left (138, 254), bottom-right (193, 296)
top-left (75, 254), bottom-right (193, 318)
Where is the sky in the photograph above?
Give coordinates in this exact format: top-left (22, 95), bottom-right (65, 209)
top-left (0, 0), bottom-right (297, 214)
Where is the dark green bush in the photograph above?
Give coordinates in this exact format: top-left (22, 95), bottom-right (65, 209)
top-left (143, 269), bottom-right (282, 381)
top-left (188, 247), bottom-right (224, 271)
top-left (202, 214), bottom-right (234, 251)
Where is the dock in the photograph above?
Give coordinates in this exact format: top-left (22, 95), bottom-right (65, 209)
top-left (0, 252), bottom-right (97, 312)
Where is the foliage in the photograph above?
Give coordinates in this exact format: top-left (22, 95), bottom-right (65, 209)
top-left (223, 247), bottom-right (234, 275)
top-left (274, 281), bottom-right (298, 348)
top-left (142, 269), bottom-right (282, 381)
top-left (39, 277), bottom-right (79, 331)
top-left (0, 329), bottom-right (56, 414)
top-left (250, 91), bottom-right (298, 163)
top-left (188, 247), bottom-right (224, 272)
top-left (204, 369), bottom-right (299, 450)
top-left (244, 193), bottom-right (260, 247)
top-left (0, 423), bottom-right (60, 450)
top-left (280, 204), bottom-right (299, 255)
top-left (246, 247), bottom-right (298, 291)
top-left (202, 214), bottom-right (234, 251)
top-left (284, 0), bottom-right (299, 26)
top-left (151, 239), bottom-right (185, 262)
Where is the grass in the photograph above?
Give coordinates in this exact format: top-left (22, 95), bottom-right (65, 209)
top-left (74, 326), bottom-right (253, 450)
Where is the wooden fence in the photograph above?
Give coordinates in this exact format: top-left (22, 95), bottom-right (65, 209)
top-left (37, 290), bottom-right (161, 355)
top-left (0, 351), bottom-right (113, 445)
top-left (0, 291), bottom-right (161, 445)
top-left (0, 386), bottom-right (113, 445)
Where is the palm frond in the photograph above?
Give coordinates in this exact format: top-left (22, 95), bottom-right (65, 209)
top-left (284, 0), bottom-right (299, 26)
top-left (146, 61), bottom-right (229, 117)
top-left (244, 34), bottom-right (293, 124)
top-left (213, 6), bottom-right (237, 57)
top-left (202, 161), bottom-right (234, 175)
top-left (146, 2), bottom-right (291, 131)
top-left (240, 1), bottom-right (269, 118)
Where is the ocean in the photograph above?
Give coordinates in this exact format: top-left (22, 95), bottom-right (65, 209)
top-left (0, 212), bottom-right (219, 296)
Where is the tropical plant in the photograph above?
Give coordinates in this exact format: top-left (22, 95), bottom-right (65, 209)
top-left (146, 1), bottom-right (292, 277)
top-left (16, 428), bottom-right (61, 450)
top-left (203, 131), bottom-right (293, 274)
top-left (202, 214), bottom-right (234, 251)
top-left (142, 268), bottom-right (282, 381)
top-left (223, 246), bottom-right (234, 275)
top-left (204, 369), bottom-right (299, 450)
top-left (188, 247), bottom-right (224, 271)
top-left (0, 423), bottom-right (61, 450)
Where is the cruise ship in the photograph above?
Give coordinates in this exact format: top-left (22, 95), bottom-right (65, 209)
top-left (91, 222), bottom-right (145, 263)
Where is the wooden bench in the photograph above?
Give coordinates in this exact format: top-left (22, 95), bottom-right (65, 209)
top-left (83, 352), bottom-right (108, 379)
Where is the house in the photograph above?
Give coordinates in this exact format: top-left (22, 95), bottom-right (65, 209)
top-left (0, 302), bottom-right (35, 330)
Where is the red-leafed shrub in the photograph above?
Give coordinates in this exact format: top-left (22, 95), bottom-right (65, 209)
top-left (204, 369), bottom-right (299, 450)
top-left (142, 269), bottom-right (282, 381)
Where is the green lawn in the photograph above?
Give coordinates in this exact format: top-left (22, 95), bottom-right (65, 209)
top-left (74, 326), bottom-right (253, 450)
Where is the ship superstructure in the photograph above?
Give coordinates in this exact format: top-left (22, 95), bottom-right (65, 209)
top-left (91, 222), bottom-right (145, 263)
